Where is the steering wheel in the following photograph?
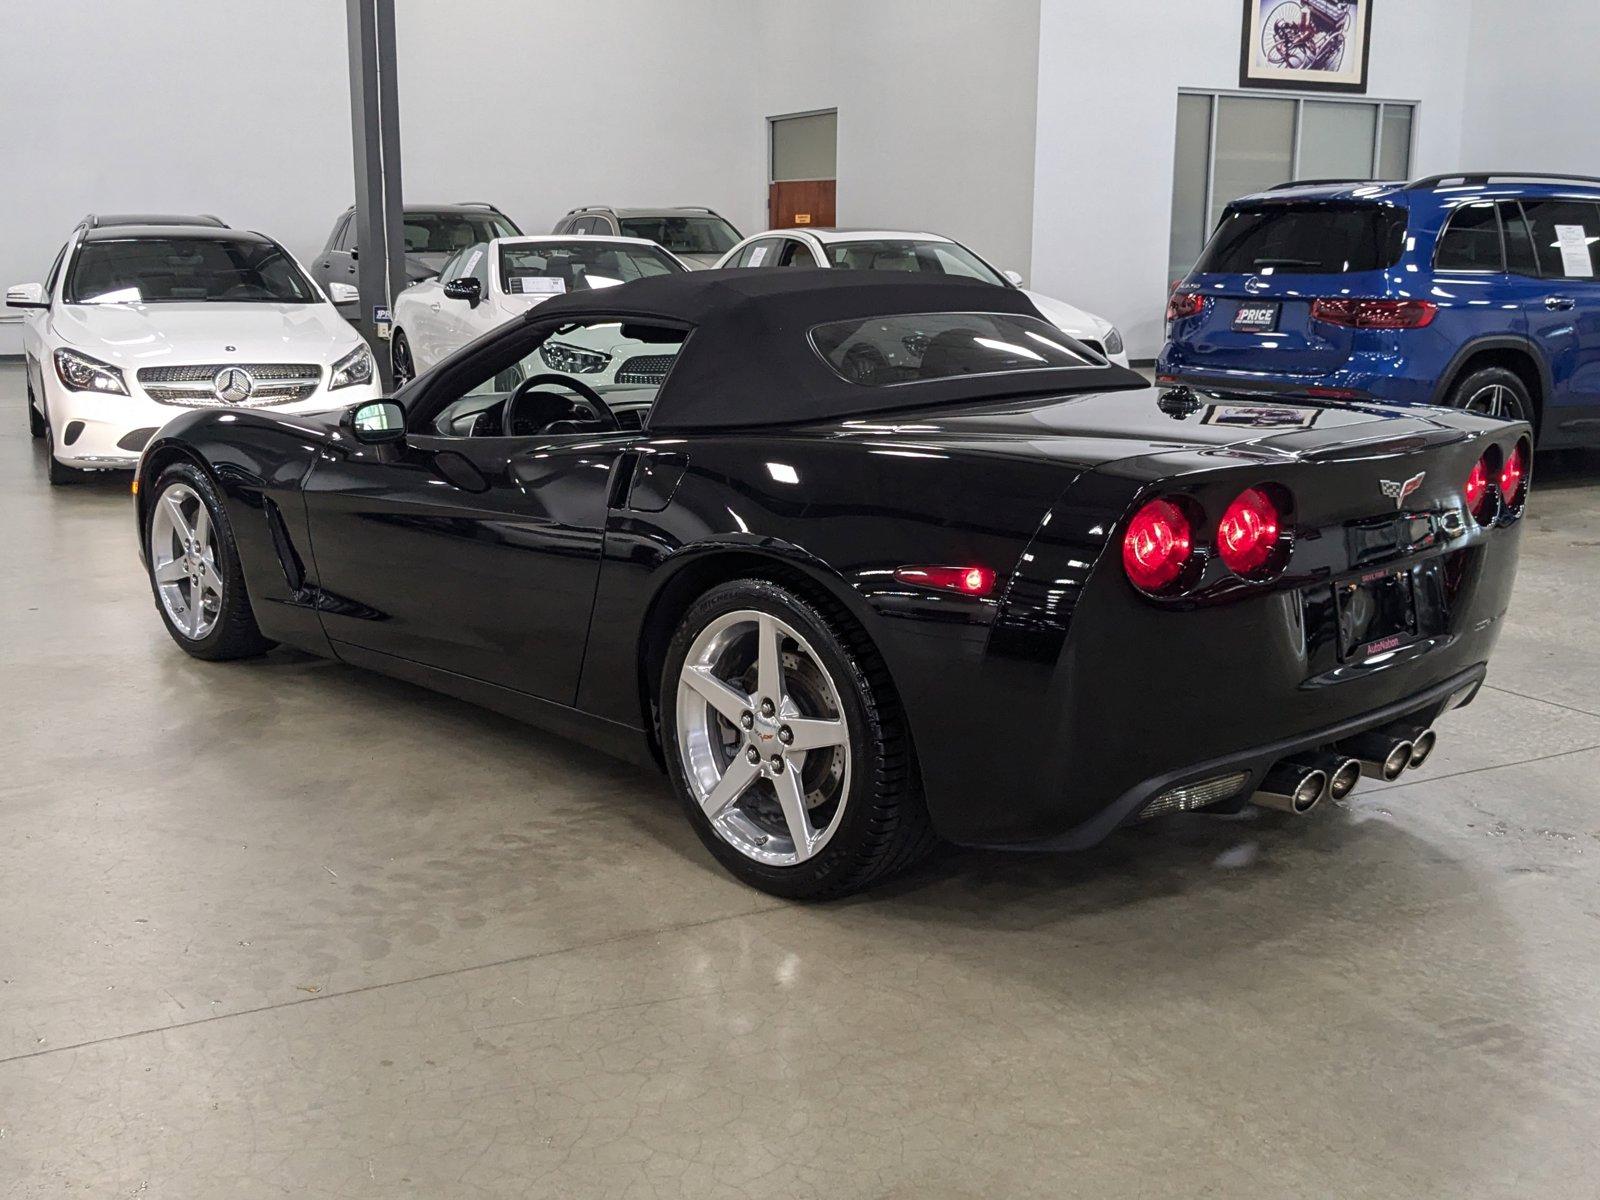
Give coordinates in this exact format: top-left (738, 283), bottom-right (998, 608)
top-left (501, 373), bottom-right (619, 437)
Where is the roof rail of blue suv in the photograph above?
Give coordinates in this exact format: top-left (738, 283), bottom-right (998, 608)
top-left (1159, 173), bottom-right (1600, 450)
top-left (1407, 172), bottom-right (1600, 190)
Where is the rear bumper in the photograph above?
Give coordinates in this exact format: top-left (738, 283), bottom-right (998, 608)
top-left (1154, 361), bottom-right (1437, 407)
top-left (984, 664), bottom-right (1485, 851)
top-left (879, 442), bottom-right (1524, 850)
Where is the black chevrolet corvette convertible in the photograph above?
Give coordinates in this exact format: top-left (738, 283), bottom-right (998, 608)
top-left (133, 271), bottom-right (1528, 897)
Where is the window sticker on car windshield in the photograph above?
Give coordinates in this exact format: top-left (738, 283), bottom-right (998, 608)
top-left (518, 277), bottom-right (567, 295)
top-left (748, 245), bottom-right (769, 266)
top-left (461, 249), bottom-right (482, 275)
top-left (1555, 224), bottom-right (1594, 276)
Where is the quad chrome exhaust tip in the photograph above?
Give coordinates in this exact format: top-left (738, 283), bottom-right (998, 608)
top-left (1297, 752), bottom-right (1363, 801)
top-left (1339, 730), bottom-right (1416, 781)
top-left (1251, 761), bottom-right (1330, 815)
top-left (1407, 727), bottom-right (1438, 769)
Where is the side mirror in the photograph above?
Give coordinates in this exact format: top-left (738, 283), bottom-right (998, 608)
top-left (443, 277), bottom-right (482, 307)
top-left (349, 247), bottom-right (359, 261)
top-left (5, 281), bottom-right (46, 309)
top-left (328, 281), bottom-right (359, 305)
top-left (341, 400), bottom-right (406, 445)
top-left (1002, 269), bottom-right (1025, 287)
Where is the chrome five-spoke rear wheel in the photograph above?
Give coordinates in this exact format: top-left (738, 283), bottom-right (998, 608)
top-left (676, 609), bottom-right (850, 866)
top-left (662, 579), bottom-right (934, 899)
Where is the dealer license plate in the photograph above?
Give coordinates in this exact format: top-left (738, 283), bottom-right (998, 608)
top-left (1232, 301), bottom-right (1280, 332)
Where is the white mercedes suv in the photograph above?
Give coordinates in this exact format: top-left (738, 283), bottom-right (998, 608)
top-left (714, 227), bottom-right (1130, 366)
top-left (8, 214), bottom-right (381, 485)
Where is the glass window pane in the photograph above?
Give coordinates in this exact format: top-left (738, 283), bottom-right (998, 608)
top-left (1521, 199), bottom-right (1600, 279)
top-left (771, 112), bottom-right (837, 182)
top-left (1211, 97), bottom-right (1295, 228)
top-left (1500, 202), bottom-right (1539, 276)
top-left (1169, 94), bottom-right (1213, 280)
top-left (1300, 101), bottom-right (1378, 182)
top-left (809, 313), bottom-right (1103, 387)
top-left (1380, 106), bottom-right (1413, 179)
top-left (1434, 202), bottom-right (1503, 272)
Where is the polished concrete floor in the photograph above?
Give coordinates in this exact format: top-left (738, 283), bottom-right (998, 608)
top-left (3, 361), bottom-right (1599, 1198)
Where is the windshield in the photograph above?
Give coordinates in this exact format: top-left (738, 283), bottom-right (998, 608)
top-left (403, 211), bottom-right (518, 255)
top-left (498, 241), bottom-right (685, 295)
top-left (824, 239), bottom-right (1005, 285)
top-left (618, 216), bottom-right (740, 255)
top-left (810, 312), bottom-right (1104, 387)
top-left (66, 237), bottom-right (318, 304)
top-left (1194, 203), bottom-right (1408, 275)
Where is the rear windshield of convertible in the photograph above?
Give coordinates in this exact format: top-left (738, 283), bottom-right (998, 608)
top-left (809, 312), bottom-right (1106, 387)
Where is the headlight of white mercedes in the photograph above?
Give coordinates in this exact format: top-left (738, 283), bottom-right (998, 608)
top-left (53, 348), bottom-right (128, 395)
top-left (329, 345), bottom-right (375, 390)
top-left (1102, 326), bottom-right (1125, 357)
top-left (540, 340), bottom-right (611, 374)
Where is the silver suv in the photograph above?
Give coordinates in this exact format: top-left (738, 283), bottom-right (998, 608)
top-left (551, 206), bottom-right (741, 268)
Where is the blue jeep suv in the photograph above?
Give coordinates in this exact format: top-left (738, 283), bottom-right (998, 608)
top-left (1158, 173), bottom-right (1600, 448)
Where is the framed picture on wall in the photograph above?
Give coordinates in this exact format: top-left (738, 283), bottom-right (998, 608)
top-left (1240, 0), bottom-right (1372, 93)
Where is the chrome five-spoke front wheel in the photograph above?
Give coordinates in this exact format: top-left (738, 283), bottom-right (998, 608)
top-left (149, 482), bottom-right (224, 640)
top-left (675, 608), bottom-right (851, 867)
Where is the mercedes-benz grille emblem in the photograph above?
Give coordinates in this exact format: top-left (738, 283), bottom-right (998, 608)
top-left (1379, 471), bottom-right (1426, 510)
top-left (213, 366), bottom-right (255, 404)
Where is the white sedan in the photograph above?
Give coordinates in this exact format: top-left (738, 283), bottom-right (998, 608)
top-left (8, 215), bottom-right (380, 485)
top-left (714, 227), bottom-right (1130, 366)
top-left (389, 235), bottom-right (689, 385)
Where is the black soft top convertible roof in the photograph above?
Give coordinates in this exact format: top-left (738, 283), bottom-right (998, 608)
top-left (523, 270), bottom-right (1144, 430)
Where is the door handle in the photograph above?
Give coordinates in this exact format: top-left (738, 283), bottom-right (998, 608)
top-left (1546, 296), bottom-right (1575, 311)
top-left (429, 302), bottom-right (441, 312)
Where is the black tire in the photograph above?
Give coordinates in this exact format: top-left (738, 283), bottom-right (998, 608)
top-left (660, 578), bottom-right (934, 900)
top-left (391, 328), bottom-right (415, 387)
top-left (26, 368), bottom-right (45, 439)
top-left (145, 462), bottom-right (276, 661)
top-left (1445, 365), bottom-right (1536, 432)
top-left (40, 406), bottom-right (83, 486)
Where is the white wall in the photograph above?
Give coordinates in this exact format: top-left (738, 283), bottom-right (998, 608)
top-left (2, 0), bottom-right (1583, 362)
top-left (0, 0), bottom-right (351, 354)
top-left (1030, 0), bottom-right (1475, 360)
top-left (0, 0), bottom-right (1036, 356)
top-left (749, 0), bottom-right (1042, 278)
top-left (1462, 0), bottom-right (1600, 172)
top-left (396, 0), bottom-right (767, 240)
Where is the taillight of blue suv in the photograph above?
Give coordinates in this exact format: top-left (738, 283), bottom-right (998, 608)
top-left (1165, 289), bottom-right (1438, 330)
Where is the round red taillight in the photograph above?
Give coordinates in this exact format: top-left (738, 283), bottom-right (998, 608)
top-left (1499, 442), bottom-right (1528, 508)
top-left (1465, 454), bottom-right (1494, 522)
top-left (1123, 497), bottom-right (1194, 593)
top-left (1216, 487), bottom-right (1284, 576)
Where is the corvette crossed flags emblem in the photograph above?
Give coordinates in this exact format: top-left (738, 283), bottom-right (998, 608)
top-left (1379, 471), bottom-right (1426, 510)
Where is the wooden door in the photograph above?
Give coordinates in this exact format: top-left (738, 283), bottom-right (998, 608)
top-left (769, 180), bottom-right (836, 230)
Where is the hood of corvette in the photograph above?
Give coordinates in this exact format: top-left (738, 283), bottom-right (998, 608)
top-left (52, 302), bottom-right (364, 369)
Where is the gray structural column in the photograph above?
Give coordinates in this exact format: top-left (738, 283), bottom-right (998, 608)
top-left (345, 0), bottom-right (405, 388)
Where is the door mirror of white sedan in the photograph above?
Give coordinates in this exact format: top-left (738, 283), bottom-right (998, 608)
top-left (1002, 269), bottom-right (1025, 287)
top-left (443, 277), bottom-right (482, 308)
top-left (328, 281), bottom-right (359, 306)
top-left (342, 400), bottom-right (406, 445)
top-left (5, 281), bottom-right (47, 309)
